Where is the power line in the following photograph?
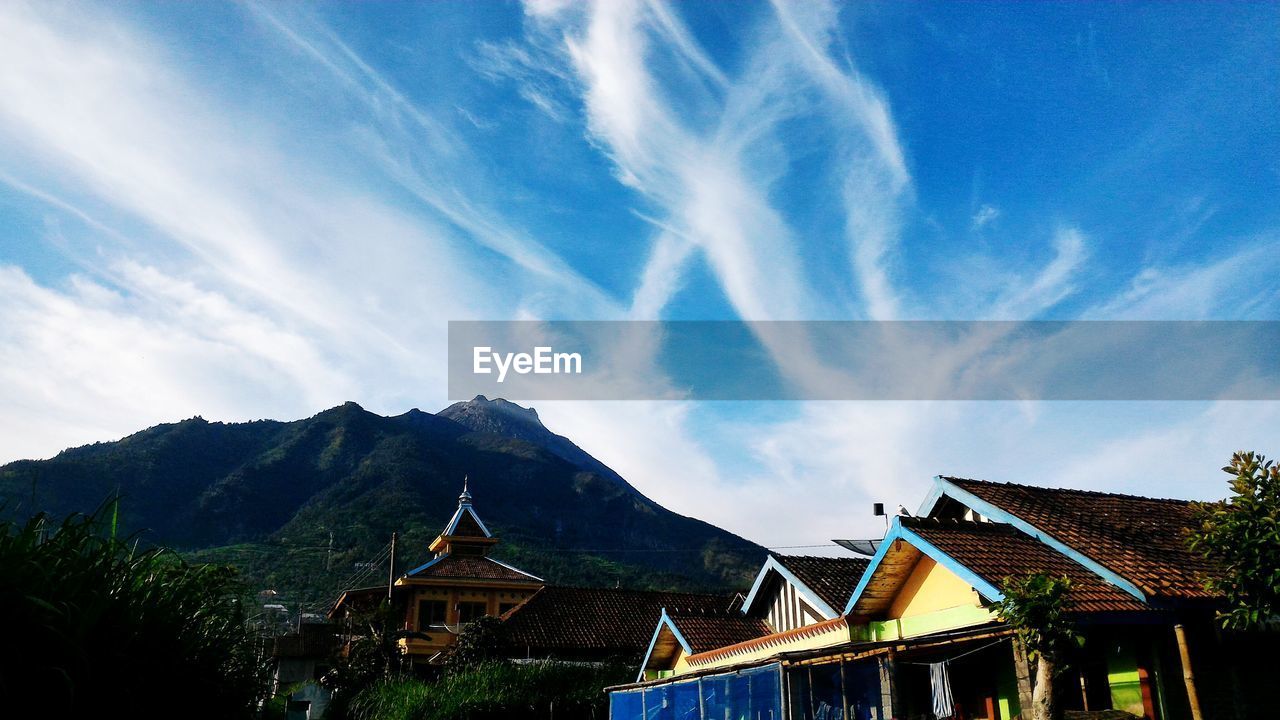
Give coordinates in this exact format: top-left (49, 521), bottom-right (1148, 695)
top-left (498, 543), bottom-right (844, 554)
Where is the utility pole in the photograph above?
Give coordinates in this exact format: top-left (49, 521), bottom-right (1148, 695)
top-left (387, 532), bottom-right (398, 600)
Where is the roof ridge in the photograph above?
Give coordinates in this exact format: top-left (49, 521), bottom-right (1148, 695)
top-left (542, 585), bottom-right (736, 599)
top-left (775, 553), bottom-right (870, 562)
top-left (901, 516), bottom-right (1024, 533)
top-left (942, 476), bottom-right (1196, 505)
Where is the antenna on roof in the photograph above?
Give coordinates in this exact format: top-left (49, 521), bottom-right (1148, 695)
top-left (873, 502), bottom-right (889, 532)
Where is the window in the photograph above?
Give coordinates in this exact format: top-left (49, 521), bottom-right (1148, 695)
top-left (456, 601), bottom-right (487, 624)
top-left (418, 599), bottom-right (447, 630)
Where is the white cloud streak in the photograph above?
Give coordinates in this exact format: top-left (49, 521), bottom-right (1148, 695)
top-left (0, 0), bottom-right (1274, 554)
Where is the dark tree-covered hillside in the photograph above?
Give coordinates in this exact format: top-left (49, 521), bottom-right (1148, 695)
top-left (0, 397), bottom-right (763, 606)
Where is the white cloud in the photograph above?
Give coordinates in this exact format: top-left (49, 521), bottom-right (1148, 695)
top-left (0, 1), bottom-right (614, 460)
top-left (990, 226), bottom-right (1089, 318)
top-left (0, 264), bottom-right (354, 461)
top-left (0, 0), bottom-right (1275, 557)
top-left (972, 204), bottom-right (1000, 228)
top-left (1089, 241), bottom-right (1279, 320)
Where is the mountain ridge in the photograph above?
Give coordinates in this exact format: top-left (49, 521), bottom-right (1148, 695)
top-left (0, 398), bottom-right (763, 598)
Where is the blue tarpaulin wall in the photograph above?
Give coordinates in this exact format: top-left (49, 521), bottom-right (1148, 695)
top-left (610, 663), bottom-right (784, 720)
top-left (611, 659), bottom-right (884, 720)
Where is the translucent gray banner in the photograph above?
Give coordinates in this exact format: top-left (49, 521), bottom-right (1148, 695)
top-left (447, 321), bottom-right (1280, 401)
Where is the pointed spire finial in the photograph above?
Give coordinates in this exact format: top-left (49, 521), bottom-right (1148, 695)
top-left (459, 476), bottom-right (472, 505)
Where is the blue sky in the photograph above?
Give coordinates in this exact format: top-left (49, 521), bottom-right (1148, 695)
top-left (0, 1), bottom-right (1277, 548)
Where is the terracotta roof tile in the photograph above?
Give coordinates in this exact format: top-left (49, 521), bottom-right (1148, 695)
top-left (901, 517), bottom-right (1150, 614)
top-left (666, 612), bottom-right (772, 654)
top-left (405, 554), bottom-right (541, 583)
top-left (500, 586), bottom-right (740, 653)
top-left (943, 477), bottom-right (1221, 601)
top-left (773, 555), bottom-right (869, 611)
top-left (687, 616), bottom-right (850, 666)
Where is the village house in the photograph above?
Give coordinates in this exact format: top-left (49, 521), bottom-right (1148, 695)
top-left (499, 585), bottom-right (748, 663)
top-left (329, 482), bottom-right (543, 666)
top-left (611, 476), bottom-right (1276, 720)
top-left (330, 482), bottom-right (739, 668)
top-left (639, 554), bottom-right (868, 679)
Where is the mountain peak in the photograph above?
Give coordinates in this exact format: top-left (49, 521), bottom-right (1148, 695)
top-left (0, 400), bottom-right (764, 592)
top-left (440, 396), bottom-right (543, 431)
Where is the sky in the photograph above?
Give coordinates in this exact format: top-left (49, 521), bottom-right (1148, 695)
top-left (0, 1), bottom-right (1278, 550)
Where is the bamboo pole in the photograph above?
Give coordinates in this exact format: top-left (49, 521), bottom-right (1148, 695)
top-left (1173, 624), bottom-right (1204, 720)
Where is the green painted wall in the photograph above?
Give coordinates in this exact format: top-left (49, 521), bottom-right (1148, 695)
top-left (868, 603), bottom-right (993, 641)
top-left (1106, 639), bottom-right (1147, 717)
top-left (995, 653), bottom-right (1021, 720)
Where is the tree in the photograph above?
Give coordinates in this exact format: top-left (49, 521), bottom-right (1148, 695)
top-left (990, 572), bottom-right (1080, 720)
top-left (1188, 450), bottom-right (1280, 630)
top-left (322, 600), bottom-right (406, 719)
top-left (444, 615), bottom-right (508, 671)
top-left (0, 504), bottom-right (263, 718)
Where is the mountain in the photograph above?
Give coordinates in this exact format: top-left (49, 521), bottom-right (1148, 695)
top-left (0, 397), bottom-right (764, 604)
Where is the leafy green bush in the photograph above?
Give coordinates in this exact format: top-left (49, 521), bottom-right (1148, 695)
top-left (1189, 450), bottom-right (1280, 629)
top-left (990, 572), bottom-right (1080, 720)
top-left (323, 600), bottom-right (408, 719)
top-left (0, 504), bottom-right (263, 718)
top-left (347, 660), bottom-right (633, 720)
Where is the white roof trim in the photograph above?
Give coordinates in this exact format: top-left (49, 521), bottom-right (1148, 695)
top-left (405, 554), bottom-right (446, 577)
top-left (486, 556), bottom-right (543, 582)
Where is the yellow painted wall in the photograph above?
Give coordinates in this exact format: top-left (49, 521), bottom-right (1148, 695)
top-left (672, 649), bottom-right (691, 675)
top-left (644, 645), bottom-right (689, 680)
top-left (887, 556), bottom-right (978, 619)
top-left (399, 586), bottom-right (535, 658)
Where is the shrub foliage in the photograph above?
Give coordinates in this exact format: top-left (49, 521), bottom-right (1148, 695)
top-left (0, 504), bottom-right (263, 717)
top-left (1189, 450), bottom-right (1280, 629)
top-left (347, 660), bottom-right (633, 720)
top-left (991, 571), bottom-right (1079, 662)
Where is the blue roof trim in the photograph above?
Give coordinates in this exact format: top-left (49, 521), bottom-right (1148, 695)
top-left (843, 518), bottom-right (903, 615)
top-left (487, 557), bottom-right (543, 582)
top-left (636, 609), bottom-right (691, 682)
top-left (930, 478), bottom-right (1147, 602)
top-left (842, 517), bottom-right (1004, 615)
top-left (901, 527), bottom-right (1004, 602)
top-left (741, 555), bottom-right (840, 620)
top-left (916, 477), bottom-right (946, 517)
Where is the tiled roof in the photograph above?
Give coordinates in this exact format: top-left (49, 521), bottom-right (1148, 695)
top-left (901, 517), bottom-right (1149, 613)
top-left (667, 612), bottom-right (773, 654)
top-left (405, 553), bottom-right (541, 583)
top-left (500, 586), bottom-right (740, 652)
top-left (773, 554), bottom-right (870, 611)
top-left (687, 616), bottom-right (849, 667)
top-left (943, 477), bottom-right (1221, 601)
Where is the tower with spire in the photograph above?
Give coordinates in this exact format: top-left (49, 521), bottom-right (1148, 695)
top-left (331, 477), bottom-right (543, 667)
top-left (428, 477), bottom-right (498, 557)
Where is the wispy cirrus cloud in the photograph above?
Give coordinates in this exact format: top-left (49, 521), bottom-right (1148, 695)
top-left (0, 0), bottom-right (1276, 552)
top-left (0, 0), bottom-right (612, 460)
top-left (1089, 241), bottom-right (1280, 320)
top-left (525, 0), bottom-right (823, 322)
